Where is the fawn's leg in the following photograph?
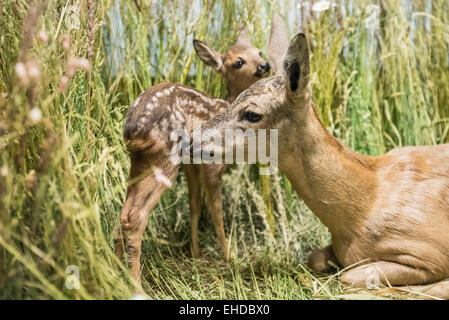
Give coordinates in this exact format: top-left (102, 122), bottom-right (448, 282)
top-left (341, 260), bottom-right (449, 299)
top-left (183, 164), bottom-right (202, 258)
top-left (115, 152), bottom-right (178, 291)
top-left (308, 245), bottom-right (338, 273)
top-left (201, 164), bottom-right (230, 260)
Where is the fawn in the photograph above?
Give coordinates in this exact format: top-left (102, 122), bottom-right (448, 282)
top-left (197, 31), bottom-right (449, 298)
top-left (116, 17), bottom-right (285, 289)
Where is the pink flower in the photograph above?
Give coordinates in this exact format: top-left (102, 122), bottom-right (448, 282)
top-left (59, 76), bottom-right (70, 92)
top-left (27, 61), bottom-right (41, 81)
top-left (67, 56), bottom-right (90, 77)
top-left (61, 35), bottom-right (70, 51)
top-left (38, 31), bottom-right (48, 43)
top-left (15, 62), bottom-right (29, 85)
top-left (15, 60), bottom-right (41, 85)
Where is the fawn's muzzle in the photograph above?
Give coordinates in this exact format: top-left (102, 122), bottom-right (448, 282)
top-left (256, 62), bottom-right (271, 77)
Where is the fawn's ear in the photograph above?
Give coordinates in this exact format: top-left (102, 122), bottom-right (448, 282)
top-left (268, 12), bottom-right (289, 75)
top-left (193, 39), bottom-right (224, 71)
top-left (282, 33), bottom-right (310, 96)
top-left (235, 25), bottom-right (251, 46)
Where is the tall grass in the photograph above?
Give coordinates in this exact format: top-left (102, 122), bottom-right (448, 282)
top-left (0, 0), bottom-right (448, 299)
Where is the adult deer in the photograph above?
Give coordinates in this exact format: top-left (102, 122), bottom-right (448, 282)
top-left (197, 31), bottom-right (449, 298)
top-left (116, 17), bottom-right (286, 289)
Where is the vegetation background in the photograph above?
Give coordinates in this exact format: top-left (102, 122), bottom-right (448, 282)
top-left (1, 0), bottom-right (448, 299)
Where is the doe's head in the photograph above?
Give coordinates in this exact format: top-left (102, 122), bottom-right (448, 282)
top-left (225, 32), bottom-right (311, 131)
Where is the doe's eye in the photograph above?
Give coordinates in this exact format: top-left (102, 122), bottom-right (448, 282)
top-left (233, 59), bottom-right (245, 69)
top-left (243, 111), bottom-right (262, 123)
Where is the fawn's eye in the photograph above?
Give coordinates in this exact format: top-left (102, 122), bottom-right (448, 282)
top-left (233, 59), bottom-right (245, 69)
top-left (243, 111), bottom-right (262, 123)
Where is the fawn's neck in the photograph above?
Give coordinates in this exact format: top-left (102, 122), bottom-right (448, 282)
top-left (280, 102), bottom-right (378, 238)
top-left (227, 84), bottom-right (247, 102)
top-left (227, 91), bottom-right (238, 103)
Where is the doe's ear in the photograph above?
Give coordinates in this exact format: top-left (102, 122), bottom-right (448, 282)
top-left (268, 12), bottom-right (289, 75)
top-left (235, 25), bottom-right (251, 46)
top-left (282, 33), bottom-right (310, 96)
top-left (193, 39), bottom-right (224, 71)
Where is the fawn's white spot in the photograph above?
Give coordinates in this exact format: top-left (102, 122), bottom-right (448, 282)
top-left (175, 97), bottom-right (183, 106)
top-left (181, 87), bottom-right (213, 105)
top-left (139, 116), bottom-right (147, 123)
top-left (192, 103), bottom-right (209, 116)
top-left (146, 103), bottom-right (154, 111)
top-left (132, 96), bottom-right (142, 108)
top-left (179, 87), bottom-right (197, 96)
top-left (159, 119), bottom-right (169, 129)
top-left (155, 91), bottom-right (164, 98)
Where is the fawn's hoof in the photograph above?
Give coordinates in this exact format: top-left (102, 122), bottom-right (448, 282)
top-left (307, 247), bottom-right (336, 273)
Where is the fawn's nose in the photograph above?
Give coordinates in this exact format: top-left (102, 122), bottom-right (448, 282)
top-left (257, 62), bottom-right (271, 73)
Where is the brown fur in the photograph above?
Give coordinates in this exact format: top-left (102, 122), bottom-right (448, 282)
top-left (199, 33), bottom-right (449, 299)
